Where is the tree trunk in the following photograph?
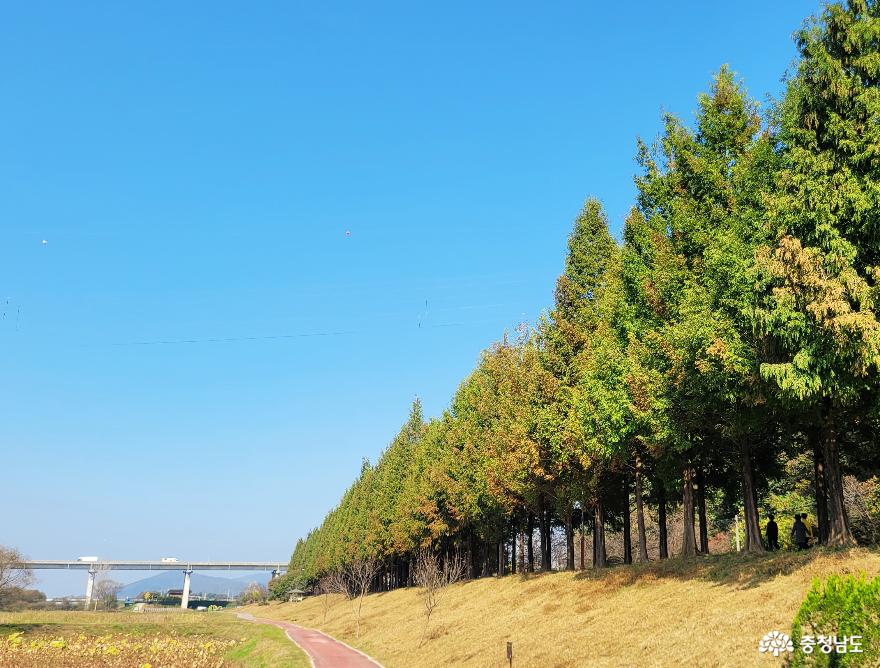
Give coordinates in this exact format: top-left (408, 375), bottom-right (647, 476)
top-left (739, 439), bottom-right (765, 553)
top-left (592, 520), bottom-right (597, 566)
top-left (635, 455), bottom-right (649, 562)
top-left (579, 526), bottom-right (586, 570)
top-left (565, 510), bottom-right (575, 571)
top-left (821, 401), bottom-right (855, 546)
top-left (539, 509), bottom-right (552, 571)
top-left (811, 429), bottom-right (829, 545)
top-left (497, 540), bottom-right (504, 577)
top-left (681, 463), bottom-right (697, 557)
top-left (546, 511), bottom-right (553, 568)
top-left (511, 529), bottom-right (517, 575)
top-left (623, 472), bottom-right (632, 565)
top-left (526, 513), bottom-right (535, 572)
top-left (593, 496), bottom-right (606, 568)
top-left (696, 465), bottom-right (709, 554)
top-left (519, 531), bottom-right (525, 573)
top-left (467, 528), bottom-right (478, 579)
top-left (657, 479), bottom-right (668, 560)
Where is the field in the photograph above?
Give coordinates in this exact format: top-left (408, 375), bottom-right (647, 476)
top-left (251, 547), bottom-right (880, 668)
top-left (0, 609), bottom-right (309, 667)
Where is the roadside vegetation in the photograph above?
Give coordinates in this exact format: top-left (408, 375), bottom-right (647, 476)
top-left (257, 547), bottom-right (880, 667)
top-left (0, 610), bottom-right (309, 667)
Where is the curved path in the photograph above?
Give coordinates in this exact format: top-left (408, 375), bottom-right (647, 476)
top-left (237, 613), bottom-right (384, 668)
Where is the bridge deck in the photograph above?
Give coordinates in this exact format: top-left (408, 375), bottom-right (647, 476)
top-left (22, 561), bottom-right (287, 571)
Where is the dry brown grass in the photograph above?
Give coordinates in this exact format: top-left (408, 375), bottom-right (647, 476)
top-left (251, 547), bottom-right (880, 668)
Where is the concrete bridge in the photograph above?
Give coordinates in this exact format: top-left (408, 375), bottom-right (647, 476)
top-left (22, 560), bottom-right (288, 609)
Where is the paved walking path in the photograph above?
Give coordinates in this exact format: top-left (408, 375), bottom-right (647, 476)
top-left (237, 613), bottom-right (384, 668)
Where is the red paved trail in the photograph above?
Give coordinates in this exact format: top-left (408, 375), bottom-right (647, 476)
top-left (238, 613), bottom-right (384, 667)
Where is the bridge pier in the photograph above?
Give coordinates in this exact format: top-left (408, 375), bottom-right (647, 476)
top-left (181, 568), bottom-right (193, 609)
top-left (84, 568), bottom-right (97, 610)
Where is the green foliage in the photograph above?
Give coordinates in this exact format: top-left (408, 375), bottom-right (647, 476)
top-left (791, 574), bottom-right (880, 667)
top-left (756, 0), bottom-right (880, 409)
top-left (268, 573), bottom-right (299, 601)
top-left (284, 1), bottom-right (880, 583)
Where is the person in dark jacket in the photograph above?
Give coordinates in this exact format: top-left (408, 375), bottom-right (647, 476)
top-left (765, 514), bottom-right (779, 550)
top-left (791, 514), bottom-right (808, 550)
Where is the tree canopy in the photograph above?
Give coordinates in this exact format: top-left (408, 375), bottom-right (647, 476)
top-left (273, 1), bottom-right (880, 597)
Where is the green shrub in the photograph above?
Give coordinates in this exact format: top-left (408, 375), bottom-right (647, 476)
top-left (790, 574), bottom-right (880, 666)
top-left (268, 572), bottom-right (299, 601)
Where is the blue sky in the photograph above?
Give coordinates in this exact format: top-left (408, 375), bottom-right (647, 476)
top-left (1, 1), bottom-right (814, 596)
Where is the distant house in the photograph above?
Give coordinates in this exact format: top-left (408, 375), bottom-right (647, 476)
top-left (167, 589), bottom-right (184, 597)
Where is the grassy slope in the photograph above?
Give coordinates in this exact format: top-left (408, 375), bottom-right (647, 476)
top-left (255, 547), bottom-right (880, 668)
top-left (0, 609), bottom-right (310, 667)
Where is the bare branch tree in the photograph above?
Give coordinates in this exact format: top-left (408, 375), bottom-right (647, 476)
top-left (0, 546), bottom-right (33, 608)
top-left (317, 571), bottom-right (347, 623)
top-left (413, 548), bottom-right (466, 646)
top-left (237, 582), bottom-right (269, 606)
top-left (92, 578), bottom-right (122, 611)
top-left (343, 555), bottom-right (379, 639)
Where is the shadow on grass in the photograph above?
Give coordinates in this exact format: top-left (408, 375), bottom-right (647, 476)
top-left (0, 617), bottom-right (215, 638)
top-left (0, 622), bottom-right (53, 634)
top-left (566, 545), bottom-right (878, 590)
top-left (0, 620), bottom-right (157, 636)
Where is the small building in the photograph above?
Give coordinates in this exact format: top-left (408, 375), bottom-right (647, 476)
top-left (287, 589), bottom-right (309, 602)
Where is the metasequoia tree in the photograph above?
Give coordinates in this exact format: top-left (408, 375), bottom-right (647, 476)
top-left (272, 0), bottom-right (880, 601)
top-left (755, 0), bottom-right (880, 547)
top-left (544, 199), bottom-right (620, 568)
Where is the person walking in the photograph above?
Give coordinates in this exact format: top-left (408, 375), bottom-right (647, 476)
top-left (765, 514), bottom-right (779, 551)
top-left (791, 514), bottom-right (808, 551)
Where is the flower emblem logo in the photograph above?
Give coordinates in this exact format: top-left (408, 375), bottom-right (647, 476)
top-left (759, 631), bottom-right (794, 656)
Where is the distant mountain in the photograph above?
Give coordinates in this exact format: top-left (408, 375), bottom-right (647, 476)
top-left (117, 571), bottom-right (270, 599)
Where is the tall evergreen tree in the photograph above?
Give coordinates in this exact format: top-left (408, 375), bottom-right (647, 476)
top-left (757, 0), bottom-right (880, 546)
top-left (544, 198), bottom-right (619, 567)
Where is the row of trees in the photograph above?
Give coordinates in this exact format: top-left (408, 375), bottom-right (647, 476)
top-left (273, 0), bottom-right (880, 597)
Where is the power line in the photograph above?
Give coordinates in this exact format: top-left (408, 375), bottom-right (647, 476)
top-left (107, 319), bottom-right (487, 347)
top-left (113, 329), bottom-right (360, 346)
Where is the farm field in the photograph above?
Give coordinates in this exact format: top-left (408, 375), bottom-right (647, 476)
top-left (251, 547), bottom-right (880, 668)
top-left (0, 609), bottom-right (309, 667)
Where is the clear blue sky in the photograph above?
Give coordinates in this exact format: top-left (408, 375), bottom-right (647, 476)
top-left (2, 1), bottom-right (814, 596)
